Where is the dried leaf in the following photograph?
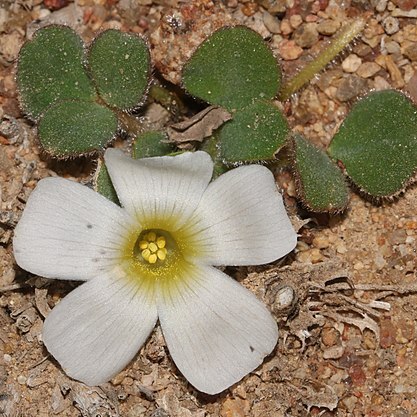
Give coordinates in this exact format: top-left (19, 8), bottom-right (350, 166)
top-left (167, 106), bottom-right (231, 143)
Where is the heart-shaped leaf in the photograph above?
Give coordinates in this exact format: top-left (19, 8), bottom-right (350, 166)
top-left (219, 100), bottom-right (288, 163)
top-left (183, 26), bottom-right (281, 111)
top-left (328, 90), bottom-right (417, 197)
top-left (38, 100), bottom-right (118, 156)
top-left (291, 134), bottom-right (349, 212)
top-left (17, 25), bottom-right (96, 120)
top-left (89, 30), bottom-right (151, 110)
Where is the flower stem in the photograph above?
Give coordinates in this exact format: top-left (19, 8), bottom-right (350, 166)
top-left (278, 18), bottom-right (366, 101)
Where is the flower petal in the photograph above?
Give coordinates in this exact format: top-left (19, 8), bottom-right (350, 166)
top-left (13, 177), bottom-right (134, 280)
top-left (43, 267), bottom-right (157, 386)
top-left (184, 165), bottom-right (297, 266)
top-left (104, 149), bottom-right (213, 230)
top-left (157, 264), bottom-right (278, 395)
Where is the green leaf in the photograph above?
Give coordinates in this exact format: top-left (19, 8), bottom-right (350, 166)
top-left (328, 90), bottom-right (417, 197)
top-left (291, 134), bottom-right (349, 212)
top-left (89, 30), bottom-right (151, 110)
top-left (183, 26), bottom-right (280, 111)
top-left (17, 25), bottom-right (96, 121)
top-left (38, 100), bottom-right (118, 156)
top-left (132, 131), bottom-right (173, 158)
top-left (94, 159), bottom-right (119, 205)
top-left (219, 100), bottom-right (288, 163)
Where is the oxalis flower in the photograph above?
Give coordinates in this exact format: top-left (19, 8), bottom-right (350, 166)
top-left (13, 149), bottom-right (297, 394)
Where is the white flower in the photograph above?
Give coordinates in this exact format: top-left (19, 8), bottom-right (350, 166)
top-left (13, 149), bottom-right (297, 394)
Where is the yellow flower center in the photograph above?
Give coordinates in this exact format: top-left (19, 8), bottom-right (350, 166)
top-left (138, 231), bottom-right (168, 264)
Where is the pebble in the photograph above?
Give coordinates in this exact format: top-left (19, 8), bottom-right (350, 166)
top-left (385, 54), bottom-right (405, 87)
top-left (342, 54), bottom-right (362, 73)
top-left (220, 398), bottom-right (250, 417)
top-left (380, 318), bottom-right (396, 348)
top-left (383, 16), bottom-right (400, 35)
top-left (323, 345), bottom-right (344, 359)
top-left (293, 23), bottom-right (319, 48)
top-left (313, 235), bottom-right (330, 249)
top-left (354, 261), bottom-right (364, 270)
top-left (392, 7), bottom-right (417, 17)
top-left (356, 62), bottom-right (381, 78)
top-left (375, 0), bottom-right (388, 12)
top-left (278, 39), bottom-right (303, 60)
top-left (353, 43), bottom-right (373, 57)
top-left (391, 0), bottom-right (417, 11)
top-left (17, 375), bottom-right (27, 385)
top-left (262, 11), bottom-right (281, 34)
top-left (336, 75), bottom-right (367, 102)
top-left (403, 43), bottom-right (417, 61)
top-left (289, 14), bottom-right (303, 29)
top-left (280, 19), bottom-right (293, 35)
top-left (322, 327), bottom-right (341, 347)
top-left (317, 19), bottom-right (340, 36)
top-left (384, 40), bottom-right (401, 54)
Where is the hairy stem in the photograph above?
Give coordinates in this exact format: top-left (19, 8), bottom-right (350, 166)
top-left (278, 18), bottom-right (366, 101)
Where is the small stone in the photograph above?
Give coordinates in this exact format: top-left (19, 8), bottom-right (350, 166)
top-left (385, 54), bottom-right (405, 87)
top-left (336, 75), bottom-right (367, 102)
top-left (43, 0), bottom-right (69, 10)
top-left (392, 7), bottom-right (417, 17)
top-left (317, 19), bottom-right (340, 36)
top-left (380, 318), bottom-right (396, 348)
top-left (323, 345), bottom-right (344, 359)
top-left (354, 261), bottom-right (364, 270)
top-left (348, 364), bottom-right (366, 386)
top-left (383, 16), bottom-right (400, 35)
top-left (263, 11), bottom-right (281, 34)
top-left (321, 327), bottom-right (341, 347)
top-left (289, 14), bottom-right (303, 29)
top-left (342, 54), bottom-right (362, 73)
top-left (336, 242), bottom-right (347, 254)
top-left (241, 2), bottom-right (259, 17)
top-left (293, 23), bottom-right (319, 48)
top-left (278, 39), bottom-right (303, 60)
top-left (313, 235), bottom-right (330, 249)
top-left (280, 19), bottom-right (293, 35)
top-left (384, 40), bottom-right (401, 54)
top-left (356, 62), bottom-right (381, 78)
top-left (17, 375), bottom-right (27, 385)
top-left (375, 0), bottom-right (388, 12)
top-left (404, 43), bottom-right (417, 61)
top-left (391, 0), bottom-right (417, 11)
top-left (310, 248), bottom-right (324, 263)
top-left (221, 398), bottom-right (250, 417)
top-left (353, 43), bottom-right (373, 57)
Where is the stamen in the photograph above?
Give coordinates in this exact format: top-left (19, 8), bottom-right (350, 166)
top-left (139, 240), bottom-right (148, 250)
top-left (157, 237), bottom-right (166, 248)
top-left (147, 231), bottom-right (156, 242)
top-left (157, 248), bottom-right (167, 260)
top-left (141, 248), bottom-right (151, 261)
top-left (148, 253), bottom-right (157, 264)
top-left (148, 242), bottom-right (158, 253)
top-left (139, 231), bottom-right (170, 265)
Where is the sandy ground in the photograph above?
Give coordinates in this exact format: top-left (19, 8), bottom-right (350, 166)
top-left (1, 0), bottom-right (417, 416)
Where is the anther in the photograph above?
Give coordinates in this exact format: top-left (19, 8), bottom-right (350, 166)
top-left (148, 242), bottom-right (158, 253)
top-left (157, 248), bottom-right (167, 260)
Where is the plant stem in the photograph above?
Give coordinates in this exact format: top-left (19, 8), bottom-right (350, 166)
top-left (278, 18), bottom-right (366, 101)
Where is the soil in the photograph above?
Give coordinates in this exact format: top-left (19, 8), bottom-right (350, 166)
top-left (1, 0), bottom-right (417, 416)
